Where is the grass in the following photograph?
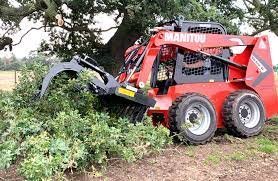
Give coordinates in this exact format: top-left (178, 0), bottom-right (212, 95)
top-left (205, 154), bottom-right (221, 165)
top-left (271, 117), bottom-right (278, 123)
top-left (0, 71), bottom-right (19, 91)
top-left (256, 137), bottom-right (278, 154)
top-left (242, 119), bottom-right (277, 156)
top-left (226, 151), bottom-right (247, 161)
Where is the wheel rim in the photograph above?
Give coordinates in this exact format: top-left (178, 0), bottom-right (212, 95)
top-left (184, 103), bottom-right (210, 135)
top-left (238, 100), bottom-right (260, 128)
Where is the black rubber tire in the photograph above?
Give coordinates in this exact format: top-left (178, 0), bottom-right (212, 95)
top-left (169, 93), bottom-right (217, 145)
top-left (223, 90), bottom-right (266, 137)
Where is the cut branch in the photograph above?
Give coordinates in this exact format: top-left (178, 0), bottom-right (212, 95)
top-left (94, 26), bottom-right (119, 33)
top-left (245, 16), bottom-right (265, 21)
top-left (59, 23), bottom-right (119, 34)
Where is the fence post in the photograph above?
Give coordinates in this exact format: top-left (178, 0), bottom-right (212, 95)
top-left (15, 70), bottom-right (17, 84)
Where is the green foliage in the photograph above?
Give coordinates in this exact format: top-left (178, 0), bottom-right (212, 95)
top-left (274, 65), bottom-right (278, 73)
top-left (2, 0), bottom-right (248, 69)
top-left (0, 61), bottom-right (171, 180)
top-left (41, 0), bottom-right (243, 62)
top-left (0, 139), bottom-right (20, 169)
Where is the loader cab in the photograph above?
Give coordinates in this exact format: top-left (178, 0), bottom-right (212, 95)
top-left (151, 21), bottom-right (231, 94)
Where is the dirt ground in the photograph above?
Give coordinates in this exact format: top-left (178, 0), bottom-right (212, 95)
top-left (72, 122), bottom-right (278, 181)
top-left (99, 146), bottom-right (277, 181)
top-left (1, 121), bottom-right (277, 181)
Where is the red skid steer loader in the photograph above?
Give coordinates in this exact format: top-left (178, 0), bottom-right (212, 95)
top-left (39, 19), bottom-right (278, 144)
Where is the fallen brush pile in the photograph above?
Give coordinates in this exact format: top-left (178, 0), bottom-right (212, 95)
top-left (0, 62), bottom-right (171, 180)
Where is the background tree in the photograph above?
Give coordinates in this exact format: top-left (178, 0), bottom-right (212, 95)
top-left (0, 53), bottom-right (60, 70)
top-left (241, 0), bottom-right (277, 35)
top-left (274, 65), bottom-right (278, 73)
top-left (0, 0), bottom-right (277, 72)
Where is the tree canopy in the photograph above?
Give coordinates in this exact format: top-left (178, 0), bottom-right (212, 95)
top-left (0, 0), bottom-right (277, 71)
top-left (274, 65), bottom-right (278, 72)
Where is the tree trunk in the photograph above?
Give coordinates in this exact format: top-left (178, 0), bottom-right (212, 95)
top-left (104, 16), bottom-right (142, 74)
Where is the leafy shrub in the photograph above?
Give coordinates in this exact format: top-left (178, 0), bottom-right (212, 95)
top-left (0, 61), bottom-right (171, 180)
top-left (0, 139), bottom-right (20, 169)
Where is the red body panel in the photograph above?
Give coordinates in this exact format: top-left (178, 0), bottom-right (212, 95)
top-left (120, 31), bottom-right (278, 128)
top-left (245, 36), bottom-right (278, 118)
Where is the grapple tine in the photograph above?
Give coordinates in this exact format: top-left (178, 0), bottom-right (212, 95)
top-left (39, 59), bottom-right (84, 98)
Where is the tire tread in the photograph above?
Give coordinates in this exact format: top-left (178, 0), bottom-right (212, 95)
top-left (169, 93), bottom-right (216, 145)
top-left (223, 90), bottom-right (264, 137)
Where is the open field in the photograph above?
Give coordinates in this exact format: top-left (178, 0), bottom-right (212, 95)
top-left (0, 71), bottom-right (19, 91)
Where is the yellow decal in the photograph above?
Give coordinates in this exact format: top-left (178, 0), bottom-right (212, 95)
top-left (118, 88), bottom-right (135, 97)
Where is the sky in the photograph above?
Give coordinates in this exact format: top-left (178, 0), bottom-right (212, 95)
top-left (0, 14), bottom-right (277, 65)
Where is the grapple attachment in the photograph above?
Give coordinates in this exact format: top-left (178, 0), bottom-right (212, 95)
top-left (39, 55), bottom-right (156, 122)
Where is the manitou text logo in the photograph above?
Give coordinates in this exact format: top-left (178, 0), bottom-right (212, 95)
top-left (164, 32), bottom-right (206, 43)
